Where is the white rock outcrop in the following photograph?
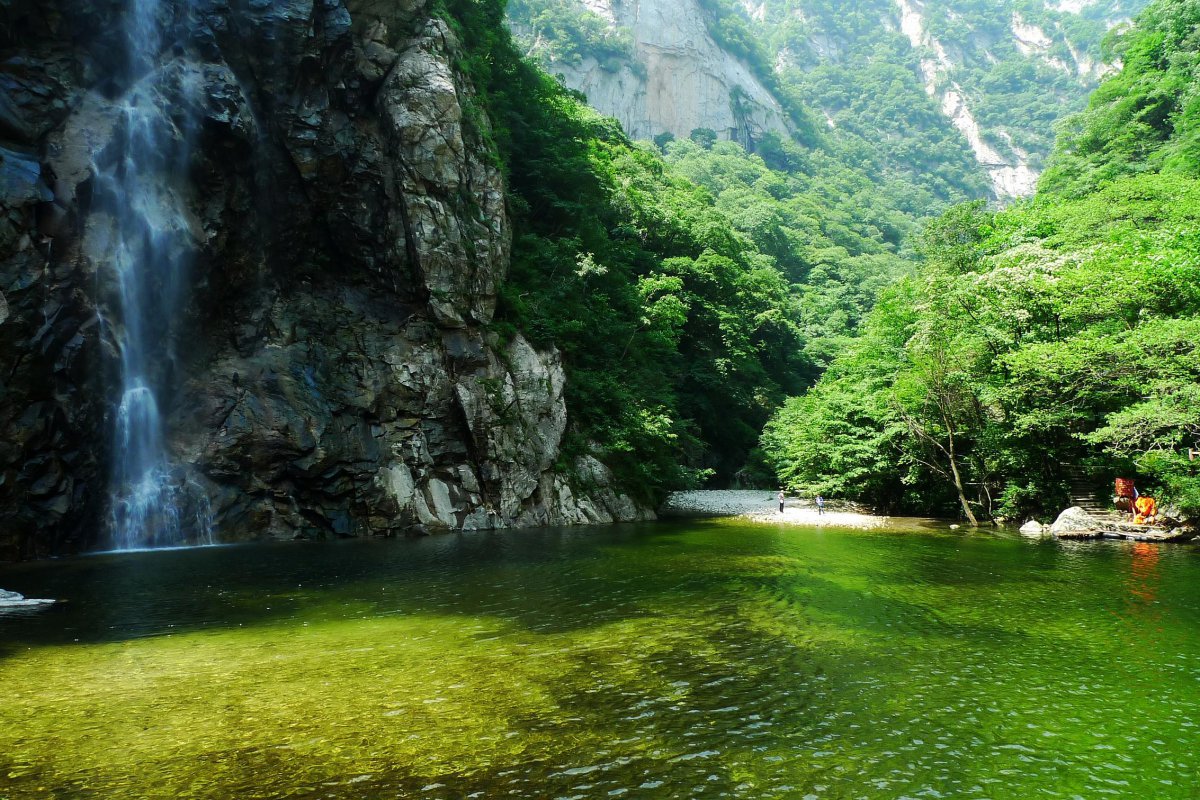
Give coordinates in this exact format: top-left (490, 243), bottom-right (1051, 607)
top-left (517, 0), bottom-right (790, 143)
top-left (894, 0), bottom-right (1039, 199)
top-left (1049, 506), bottom-right (1098, 537)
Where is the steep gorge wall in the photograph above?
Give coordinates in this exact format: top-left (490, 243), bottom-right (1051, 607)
top-left (518, 0), bottom-right (1142, 201)
top-left (787, 0), bottom-right (1146, 199)
top-left (514, 0), bottom-right (791, 142)
top-left (0, 0), bottom-right (649, 560)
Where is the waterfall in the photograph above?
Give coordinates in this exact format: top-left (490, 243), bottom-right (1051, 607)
top-left (94, 0), bottom-right (213, 550)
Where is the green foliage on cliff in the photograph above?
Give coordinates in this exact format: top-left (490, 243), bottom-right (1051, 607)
top-left (508, 0), bottom-right (635, 68)
top-left (440, 0), bottom-right (812, 496)
top-left (499, 93), bottom-right (812, 491)
top-left (1041, 0), bottom-right (1200, 195)
top-left (754, 0), bottom-right (1147, 198)
top-left (751, 0), bottom-right (989, 201)
top-left (762, 0), bottom-right (1200, 520)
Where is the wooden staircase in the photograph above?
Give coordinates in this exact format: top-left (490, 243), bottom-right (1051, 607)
top-left (1056, 466), bottom-right (1195, 542)
top-left (1063, 465), bottom-right (1114, 513)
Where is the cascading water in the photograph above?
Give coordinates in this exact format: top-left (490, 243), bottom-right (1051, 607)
top-left (93, 0), bottom-right (213, 550)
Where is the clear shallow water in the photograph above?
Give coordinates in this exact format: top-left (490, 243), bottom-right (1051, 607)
top-left (1, 521), bottom-right (1198, 799)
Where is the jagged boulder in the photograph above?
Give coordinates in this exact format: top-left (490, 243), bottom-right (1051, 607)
top-left (1156, 504), bottom-right (1193, 530)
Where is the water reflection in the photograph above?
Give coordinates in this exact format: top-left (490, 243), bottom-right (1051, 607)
top-left (1, 522), bottom-right (1198, 799)
top-left (1117, 541), bottom-right (1164, 639)
top-left (1128, 542), bottom-right (1161, 604)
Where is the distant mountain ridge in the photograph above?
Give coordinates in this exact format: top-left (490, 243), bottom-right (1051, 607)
top-left (508, 0), bottom-right (1150, 199)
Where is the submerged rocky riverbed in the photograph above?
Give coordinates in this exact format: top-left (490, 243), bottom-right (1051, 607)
top-left (2, 519), bottom-right (1197, 799)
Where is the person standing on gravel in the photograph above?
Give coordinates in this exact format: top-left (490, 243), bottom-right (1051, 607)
top-left (816, 495), bottom-right (825, 515)
top-left (777, 490), bottom-right (785, 514)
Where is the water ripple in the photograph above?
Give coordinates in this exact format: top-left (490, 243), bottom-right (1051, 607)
top-left (0, 524), bottom-right (1198, 798)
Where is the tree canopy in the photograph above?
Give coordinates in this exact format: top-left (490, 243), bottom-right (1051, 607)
top-left (764, 45), bottom-right (1200, 518)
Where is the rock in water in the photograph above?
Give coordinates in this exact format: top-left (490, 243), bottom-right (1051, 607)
top-left (1049, 507), bottom-right (1100, 538)
top-left (0, 588), bottom-right (54, 608)
top-left (1019, 520), bottom-right (1046, 537)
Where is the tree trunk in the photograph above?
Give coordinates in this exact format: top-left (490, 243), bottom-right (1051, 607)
top-left (946, 429), bottom-right (978, 526)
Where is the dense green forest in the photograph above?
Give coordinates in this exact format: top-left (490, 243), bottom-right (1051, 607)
top-left (451, 0), bottom-right (1198, 519)
top-left (494, 0), bottom-right (989, 497)
top-left (754, 0), bottom-right (1144, 171)
top-left (764, 0), bottom-right (1200, 521)
top-left (509, 0), bottom-right (1146, 201)
top-left (440, 0), bottom-right (819, 496)
top-left (443, 0), bottom-right (986, 497)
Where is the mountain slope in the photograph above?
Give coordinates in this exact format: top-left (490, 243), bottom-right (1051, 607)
top-left (509, 0), bottom-right (1150, 199)
top-left (762, 0), bottom-right (1200, 520)
top-left (509, 0), bottom-right (793, 143)
top-left (767, 0), bottom-right (1149, 198)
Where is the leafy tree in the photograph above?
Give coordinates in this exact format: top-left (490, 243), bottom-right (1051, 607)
top-left (1041, 0), bottom-right (1200, 196)
top-left (689, 128), bottom-right (719, 149)
top-left (765, 168), bottom-right (1200, 519)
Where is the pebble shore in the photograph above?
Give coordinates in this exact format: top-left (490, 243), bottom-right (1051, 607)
top-left (661, 490), bottom-right (890, 529)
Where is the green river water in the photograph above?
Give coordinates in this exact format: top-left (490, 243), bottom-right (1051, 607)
top-left (0, 519), bottom-right (1197, 799)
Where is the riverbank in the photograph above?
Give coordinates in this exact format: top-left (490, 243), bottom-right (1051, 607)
top-left (1037, 506), bottom-right (1196, 542)
top-left (662, 490), bottom-right (894, 530)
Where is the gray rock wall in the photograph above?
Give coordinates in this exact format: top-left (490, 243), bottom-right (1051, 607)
top-left (0, 0), bottom-right (650, 559)
top-left (513, 0), bottom-right (791, 144)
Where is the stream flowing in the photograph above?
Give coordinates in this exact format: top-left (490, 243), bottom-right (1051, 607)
top-left (1, 520), bottom-right (1197, 798)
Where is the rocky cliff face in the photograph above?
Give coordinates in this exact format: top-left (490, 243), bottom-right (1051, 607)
top-left (780, 0), bottom-right (1146, 199)
top-left (0, 0), bottom-right (650, 560)
top-left (513, 0), bottom-right (1144, 200)
top-left (513, 0), bottom-right (791, 143)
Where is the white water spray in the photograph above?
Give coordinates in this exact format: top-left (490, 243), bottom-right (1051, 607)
top-left (95, 0), bottom-right (213, 550)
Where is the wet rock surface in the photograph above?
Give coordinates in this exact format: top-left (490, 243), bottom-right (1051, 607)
top-left (1018, 520), bottom-right (1047, 537)
top-left (0, 0), bottom-right (650, 559)
top-left (1048, 506), bottom-right (1194, 542)
top-left (0, 588), bottom-right (55, 610)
